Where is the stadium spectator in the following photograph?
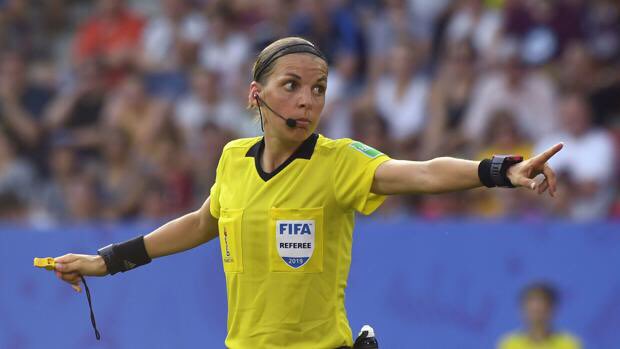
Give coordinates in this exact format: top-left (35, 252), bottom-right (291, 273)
top-left (249, 0), bottom-right (293, 52)
top-left (497, 282), bottom-right (581, 349)
top-left (476, 109), bottom-right (534, 167)
top-left (583, 0), bottom-right (620, 62)
top-left (0, 191), bottom-right (28, 221)
top-left (555, 42), bottom-right (597, 95)
top-left (139, 177), bottom-right (171, 220)
top-left (350, 105), bottom-right (391, 155)
top-left (463, 39), bottom-right (557, 145)
top-left (445, 0), bottom-right (502, 62)
top-left (97, 128), bottom-right (145, 220)
top-left (0, 51), bottom-right (53, 170)
top-left (289, 0), bottom-right (365, 62)
top-left (140, 0), bottom-right (206, 72)
top-left (408, 0), bottom-right (452, 40)
top-left (198, 2), bottom-right (250, 97)
top-left (174, 69), bottom-right (255, 146)
top-left (503, 0), bottom-right (587, 65)
top-left (422, 40), bottom-right (477, 159)
top-left (73, 0), bottom-right (145, 87)
top-left (0, 0), bottom-right (35, 54)
top-left (35, 135), bottom-right (86, 223)
top-left (363, 0), bottom-right (418, 83)
top-left (535, 92), bottom-right (616, 220)
top-left (555, 41), bottom-right (620, 129)
top-left (43, 60), bottom-right (107, 158)
top-left (139, 0), bottom-right (206, 99)
top-left (141, 120), bottom-right (194, 217)
top-left (321, 49), bottom-right (363, 139)
top-left (103, 74), bottom-right (170, 161)
top-left (64, 172), bottom-right (100, 222)
top-left (373, 38), bottom-right (430, 145)
top-left (0, 127), bottom-right (36, 212)
top-left (187, 122), bottom-right (235, 207)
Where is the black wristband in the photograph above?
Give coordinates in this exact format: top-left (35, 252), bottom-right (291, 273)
top-left (97, 236), bottom-right (151, 275)
top-left (478, 159), bottom-right (495, 188)
top-left (478, 155), bottom-right (523, 188)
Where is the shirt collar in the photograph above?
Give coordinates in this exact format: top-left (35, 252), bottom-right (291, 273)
top-left (245, 133), bottom-right (319, 181)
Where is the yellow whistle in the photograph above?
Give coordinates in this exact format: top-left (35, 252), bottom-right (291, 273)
top-left (34, 257), bottom-right (56, 271)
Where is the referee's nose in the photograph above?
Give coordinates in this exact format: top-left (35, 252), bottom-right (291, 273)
top-left (296, 87), bottom-right (315, 112)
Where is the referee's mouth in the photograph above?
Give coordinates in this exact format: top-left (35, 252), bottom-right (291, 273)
top-left (294, 118), bottom-right (311, 128)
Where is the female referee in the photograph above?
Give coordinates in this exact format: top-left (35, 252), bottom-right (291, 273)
top-left (52, 37), bottom-right (564, 349)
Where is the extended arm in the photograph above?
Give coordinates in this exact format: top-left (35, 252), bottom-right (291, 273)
top-left (371, 158), bottom-right (482, 195)
top-left (371, 143), bottom-right (564, 196)
top-left (144, 197), bottom-right (218, 258)
top-left (53, 197), bottom-right (219, 291)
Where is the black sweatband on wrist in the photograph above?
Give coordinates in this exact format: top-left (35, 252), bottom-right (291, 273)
top-left (97, 236), bottom-right (151, 275)
top-left (478, 155), bottom-right (524, 188)
top-left (478, 159), bottom-right (495, 188)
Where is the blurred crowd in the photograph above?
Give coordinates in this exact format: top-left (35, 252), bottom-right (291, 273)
top-left (0, 0), bottom-right (618, 226)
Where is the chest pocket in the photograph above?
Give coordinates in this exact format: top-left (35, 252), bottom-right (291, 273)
top-left (218, 208), bottom-right (244, 273)
top-left (269, 207), bottom-right (324, 273)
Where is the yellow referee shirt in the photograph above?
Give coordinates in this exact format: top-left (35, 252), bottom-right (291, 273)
top-left (210, 133), bottom-right (390, 349)
top-left (498, 332), bottom-right (582, 349)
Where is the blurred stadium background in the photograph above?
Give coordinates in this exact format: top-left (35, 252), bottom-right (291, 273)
top-left (0, 0), bottom-right (619, 348)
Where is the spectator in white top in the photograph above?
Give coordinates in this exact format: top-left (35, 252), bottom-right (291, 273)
top-left (373, 39), bottom-right (429, 143)
top-left (535, 93), bottom-right (616, 220)
top-left (407, 0), bottom-right (453, 40)
top-left (363, 0), bottom-right (418, 84)
top-left (140, 0), bottom-right (207, 72)
top-left (321, 49), bottom-right (362, 139)
top-left (445, 0), bottom-right (502, 62)
top-left (198, 3), bottom-right (250, 96)
top-left (174, 69), bottom-right (255, 147)
top-left (463, 39), bottom-right (557, 145)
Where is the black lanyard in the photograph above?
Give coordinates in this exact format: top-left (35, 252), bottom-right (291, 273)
top-left (80, 276), bottom-right (101, 340)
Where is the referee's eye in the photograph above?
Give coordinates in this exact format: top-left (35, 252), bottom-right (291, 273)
top-left (312, 85), bottom-right (326, 96)
top-left (284, 81), bottom-right (297, 91)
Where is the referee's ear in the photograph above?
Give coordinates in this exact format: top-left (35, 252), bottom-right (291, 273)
top-left (248, 82), bottom-right (261, 109)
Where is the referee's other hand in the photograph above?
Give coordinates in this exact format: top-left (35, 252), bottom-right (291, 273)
top-left (54, 254), bottom-right (108, 292)
top-left (506, 142), bottom-right (564, 197)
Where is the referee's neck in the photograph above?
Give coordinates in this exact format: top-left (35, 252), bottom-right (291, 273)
top-left (261, 134), bottom-right (304, 173)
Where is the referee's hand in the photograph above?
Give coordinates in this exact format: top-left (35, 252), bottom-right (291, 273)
top-left (506, 142), bottom-right (564, 197)
top-left (54, 254), bottom-right (108, 292)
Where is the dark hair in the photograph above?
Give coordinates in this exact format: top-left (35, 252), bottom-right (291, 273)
top-left (481, 108), bottom-right (525, 145)
top-left (251, 37), bottom-right (326, 84)
top-left (520, 282), bottom-right (558, 308)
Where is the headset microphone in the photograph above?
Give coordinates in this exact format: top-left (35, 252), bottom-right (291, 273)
top-left (285, 118), bottom-right (297, 128)
top-left (254, 94), bottom-right (298, 129)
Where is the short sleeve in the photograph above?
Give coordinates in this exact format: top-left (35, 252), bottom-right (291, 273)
top-left (333, 140), bottom-right (391, 215)
top-left (209, 150), bottom-right (227, 219)
top-left (561, 334), bottom-right (582, 349)
top-left (496, 334), bottom-right (517, 349)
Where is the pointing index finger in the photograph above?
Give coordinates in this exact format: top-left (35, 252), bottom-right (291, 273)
top-left (533, 142), bottom-right (564, 165)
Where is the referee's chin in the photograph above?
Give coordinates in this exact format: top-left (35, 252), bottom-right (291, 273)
top-left (267, 119), bottom-right (318, 144)
top-left (290, 125), bottom-right (315, 141)
top-left (277, 124), bottom-right (315, 143)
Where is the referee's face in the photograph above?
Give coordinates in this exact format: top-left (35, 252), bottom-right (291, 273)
top-left (260, 53), bottom-right (328, 142)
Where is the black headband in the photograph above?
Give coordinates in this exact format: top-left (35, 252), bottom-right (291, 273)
top-left (253, 42), bottom-right (327, 82)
